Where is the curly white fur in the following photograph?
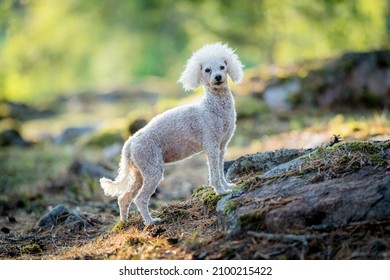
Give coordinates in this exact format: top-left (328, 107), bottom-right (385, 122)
top-left (100, 42), bottom-right (244, 225)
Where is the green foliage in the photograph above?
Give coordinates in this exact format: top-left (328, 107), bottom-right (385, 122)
top-left (0, 0), bottom-right (388, 103)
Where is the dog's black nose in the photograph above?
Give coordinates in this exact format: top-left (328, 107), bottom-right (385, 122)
top-left (215, 75), bottom-right (222, 81)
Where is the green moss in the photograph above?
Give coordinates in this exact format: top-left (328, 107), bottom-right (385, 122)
top-left (191, 185), bottom-right (225, 208)
top-left (330, 141), bottom-right (387, 165)
top-left (157, 206), bottom-right (189, 221)
top-left (332, 140), bottom-right (378, 153)
top-left (111, 220), bottom-right (129, 232)
top-left (308, 141), bottom-right (385, 160)
top-left (223, 200), bottom-right (239, 214)
top-left (368, 153), bottom-right (386, 165)
top-left (339, 155), bottom-right (350, 165)
top-left (300, 140), bottom-right (388, 177)
top-left (232, 182), bottom-right (248, 192)
top-left (20, 243), bottom-right (43, 254)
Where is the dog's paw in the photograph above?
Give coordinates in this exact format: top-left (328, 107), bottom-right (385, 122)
top-left (225, 182), bottom-right (236, 189)
top-left (215, 188), bottom-right (232, 195)
top-left (145, 217), bottom-right (162, 226)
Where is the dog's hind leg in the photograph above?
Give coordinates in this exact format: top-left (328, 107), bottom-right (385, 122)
top-left (118, 167), bottom-right (143, 221)
top-left (133, 166), bottom-right (163, 226)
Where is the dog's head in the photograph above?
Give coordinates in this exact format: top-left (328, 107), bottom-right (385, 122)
top-left (178, 42), bottom-right (244, 91)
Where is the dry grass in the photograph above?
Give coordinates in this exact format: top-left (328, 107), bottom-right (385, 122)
top-left (18, 195), bottom-right (220, 260)
top-left (48, 226), bottom-right (191, 260)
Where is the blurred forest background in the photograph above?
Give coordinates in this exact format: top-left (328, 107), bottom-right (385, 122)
top-left (1, 0), bottom-right (390, 198)
top-left (1, 0), bottom-right (390, 260)
top-left (0, 0), bottom-right (388, 102)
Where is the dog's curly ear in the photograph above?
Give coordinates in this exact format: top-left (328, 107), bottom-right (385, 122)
top-left (224, 47), bottom-right (244, 84)
top-left (178, 56), bottom-right (202, 91)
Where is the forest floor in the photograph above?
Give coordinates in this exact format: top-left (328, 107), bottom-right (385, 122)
top-left (0, 87), bottom-right (389, 260)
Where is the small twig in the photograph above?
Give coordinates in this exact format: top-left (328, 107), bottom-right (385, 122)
top-left (248, 231), bottom-right (329, 260)
top-left (247, 231), bottom-right (328, 246)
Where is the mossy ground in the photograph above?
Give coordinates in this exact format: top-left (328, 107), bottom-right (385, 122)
top-left (299, 140), bottom-right (389, 179)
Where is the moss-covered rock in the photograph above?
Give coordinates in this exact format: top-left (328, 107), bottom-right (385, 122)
top-left (191, 185), bottom-right (225, 208)
top-left (260, 140), bottom-right (389, 179)
top-left (219, 140), bottom-right (390, 238)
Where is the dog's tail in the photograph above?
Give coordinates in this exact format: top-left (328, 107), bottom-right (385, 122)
top-left (100, 140), bottom-right (134, 197)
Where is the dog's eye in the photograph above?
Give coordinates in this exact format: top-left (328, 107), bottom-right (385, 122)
top-left (205, 68), bottom-right (211, 73)
top-left (220, 66), bottom-right (225, 70)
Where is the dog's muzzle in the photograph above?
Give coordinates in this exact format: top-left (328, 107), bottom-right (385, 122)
top-left (214, 75), bottom-right (224, 85)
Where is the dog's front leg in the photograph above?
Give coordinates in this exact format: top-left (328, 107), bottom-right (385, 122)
top-left (206, 147), bottom-right (230, 195)
top-left (219, 146), bottom-right (236, 189)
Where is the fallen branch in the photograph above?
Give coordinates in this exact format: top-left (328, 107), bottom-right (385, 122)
top-left (248, 231), bottom-right (329, 260)
top-left (247, 231), bottom-right (328, 246)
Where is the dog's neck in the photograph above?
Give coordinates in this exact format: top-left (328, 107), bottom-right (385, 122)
top-left (204, 83), bottom-right (231, 96)
top-left (203, 84), bottom-right (235, 110)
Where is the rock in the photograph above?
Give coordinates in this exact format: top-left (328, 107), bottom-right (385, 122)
top-left (96, 90), bottom-right (126, 103)
top-left (36, 204), bottom-right (93, 229)
top-left (7, 216), bottom-right (17, 223)
top-left (63, 213), bottom-right (93, 229)
top-left (219, 140), bottom-right (390, 237)
top-left (261, 156), bottom-right (305, 178)
top-left (0, 100), bottom-right (53, 121)
top-left (95, 89), bottom-right (158, 104)
top-left (54, 126), bottom-right (95, 144)
top-left (103, 143), bottom-right (122, 161)
top-left (226, 148), bottom-right (311, 180)
top-left (263, 79), bottom-right (301, 111)
top-left (0, 129), bottom-right (30, 147)
top-left (223, 160), bottom-right (235, 173)
top-left (1, 227), bottom-right (10, 234)
top-left (245, 50), bottom-right (390, 110)
top-left (36, 204), bottom-right (70, 228)
top-left (68, 158), bottom-right (114, 180)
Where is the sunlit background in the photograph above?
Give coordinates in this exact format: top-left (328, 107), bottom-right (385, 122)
top-left (0, 0), bottom-right (388, 102)
top-left (1, 1), bottom-right (390, 260)
top-left (0, 0), bottom-right (389, 211)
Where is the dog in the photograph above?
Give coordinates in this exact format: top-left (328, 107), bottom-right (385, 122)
top-left (100, 42), bottom-right (244, 225)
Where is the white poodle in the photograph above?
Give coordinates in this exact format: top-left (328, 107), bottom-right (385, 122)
top-left (100, 42), bottom-right (244, 225)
